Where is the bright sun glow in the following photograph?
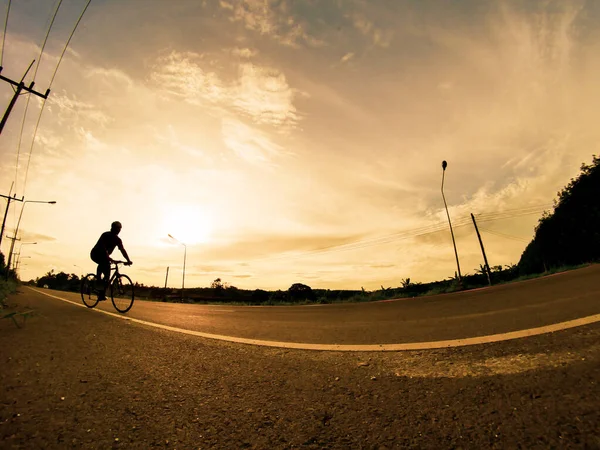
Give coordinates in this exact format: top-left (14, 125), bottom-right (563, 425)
top-left (161, 204), bottom-right (213, 245)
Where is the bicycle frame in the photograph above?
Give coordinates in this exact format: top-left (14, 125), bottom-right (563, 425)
top-left (108, 261), bottom-right (123, 285)
top-left (95, 260), bottom-right (128, 288)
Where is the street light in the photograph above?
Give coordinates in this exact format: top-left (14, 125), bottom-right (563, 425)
top-left (15, 255), bottom-right (30, 278)
top-left (441, 160), bottom-right (462, 281)
top-left (18, 241), bottom-right (37, 254)
top-left (6, 200), bottom-right (56, 274)
top-left (168, 234), bottom-right (186, 301)
top-left (13, 242), bottom-right (37, 277)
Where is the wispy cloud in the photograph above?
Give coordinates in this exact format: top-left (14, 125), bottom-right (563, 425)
top-left (150, 50), bottom-right (300, 129)
top-left (233, 62), bottom-right (299, 127)
top-left (150, 51), bottom-right (224, 105)
top-left (340, 52), bottom-right (354, 63)
top-left (348, 12), bottom-right (394, 47)
top-left (221, 117), bottom-right (285, 165)
top-left (219, 0), bottom-right (323, 48)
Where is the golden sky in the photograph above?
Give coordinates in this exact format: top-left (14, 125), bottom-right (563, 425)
top-left (1, 0), bottom-right (599, 290)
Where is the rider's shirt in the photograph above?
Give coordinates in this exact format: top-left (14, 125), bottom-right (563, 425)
top-left (92, 231), bottom-right (123, 256)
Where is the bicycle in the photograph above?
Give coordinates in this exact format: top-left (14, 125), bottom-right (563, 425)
top-left (80, 261), bottom-right (135, 313)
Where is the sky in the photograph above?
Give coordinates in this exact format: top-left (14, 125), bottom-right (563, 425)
top-left (1, 0), bottom-right (599, 291)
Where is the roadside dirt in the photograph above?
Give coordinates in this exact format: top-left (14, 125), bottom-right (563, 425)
top-left (1, 289), bottom-right (599, 449)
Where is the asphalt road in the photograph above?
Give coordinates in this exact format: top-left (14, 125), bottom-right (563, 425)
top-left (2, 278), bottom-right (600, 448)
top-left (33, 264), bottom-right (600, 345)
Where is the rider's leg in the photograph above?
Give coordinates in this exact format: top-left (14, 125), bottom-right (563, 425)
top-left (98, 260), bottom-right (110, 299)
top-left (91, 250), bottom-right (110, 298)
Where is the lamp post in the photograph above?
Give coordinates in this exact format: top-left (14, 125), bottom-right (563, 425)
top-left (15, 255), bottom-right (30, 277)
top-left (6, 200), bottom-right (55, 275)
top-left (18, 241), bottom-right (37, 254)
top-left (168, 234), bottom-right (186, 301)
top-left (13, 242), bottom-right (36, 278)
top-left (441, 160), bottom-right (462, 281)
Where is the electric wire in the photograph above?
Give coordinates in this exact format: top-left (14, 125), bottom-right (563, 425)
top-left (478, 226), bottom-right (530, 243)
top-left (248, 205), bottom-right (550, 263)
top-left (1, 0), bottom-right (11, 67)
top-left (21, 0), bottom-right (93, 197)
top-left (13, 0), bottom-right (63, 198)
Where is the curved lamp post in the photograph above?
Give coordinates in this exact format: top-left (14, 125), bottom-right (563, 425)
top-left (441, 160), bottom-right (462, 281)
top-left (6, 200), bottom-right (55, 275)
top-left (168, 234), bottom-right (186, 301)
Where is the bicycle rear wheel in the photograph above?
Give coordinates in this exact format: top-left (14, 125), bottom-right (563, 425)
top-left (81, 274), bottom-right (99, 308)
top-left (111, 274), bottom-right (135, 313)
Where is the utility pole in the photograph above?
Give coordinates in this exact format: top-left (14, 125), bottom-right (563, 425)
top-left (1, 183), bottom-right (23, 250)
top-left (164, 266), bottom-right (169, 289)
top-left (4, 234), bottom-right (19, 278)
top-left (471, 213), bottom-right (492, 286)
top-left (0, 61), bottom-right (51, 135)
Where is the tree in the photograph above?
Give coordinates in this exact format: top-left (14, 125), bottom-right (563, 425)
top-left (251, 289), bottom-right (269, 304)
top-left (288, 283), bottom-right (316, 302)
top-left (518, 155), bottom-right (600, 274)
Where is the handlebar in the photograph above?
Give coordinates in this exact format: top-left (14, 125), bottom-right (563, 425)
top-left (111, 260), bottom-right (132, 266)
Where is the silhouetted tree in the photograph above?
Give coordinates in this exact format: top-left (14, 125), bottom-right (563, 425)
top-left (35, 271), bottom-right (80, 292)
top-left (288, 283), bottom-right (316, 302)
top-left (519, 155), bottom-right (600, 274)
top-left (251, 289), bottom-right (269, 304)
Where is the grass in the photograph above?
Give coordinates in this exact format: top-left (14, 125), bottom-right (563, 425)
top-left (495, 263), bottom-right (590, 286)
top-left (0, 278), bottom-right (17, 307)
top-left (0, 278), bottom-right (35, 328)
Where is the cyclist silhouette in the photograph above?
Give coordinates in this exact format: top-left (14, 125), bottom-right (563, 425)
top-left (90, 221), bottom-right (132, 300)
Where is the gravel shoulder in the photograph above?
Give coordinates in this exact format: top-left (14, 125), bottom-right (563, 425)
top-left (1, 288), bottom-right (599, 449)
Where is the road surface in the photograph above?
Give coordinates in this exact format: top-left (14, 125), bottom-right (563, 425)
top-left (2, 265), bottom-right (599, 448)
top-left (33, 264), bottom-right (600, 346)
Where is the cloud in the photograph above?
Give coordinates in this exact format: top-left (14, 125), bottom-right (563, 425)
top-left (150, 51), bottom-right (224, 106)
top-left (219, 0), bottom-right (323, 48)
top-left (198, 230), bottom-right (367, 263)
top-left (348, 12), bottom-right (393, 47)
top-left (231, 47), bottom-right (258, 58)
top-left (13, 230), bottom-right (57, 242)
top-left (340, 52), bottom-right (354, 63)
top-left (48, 92), bottom-right (112, 128)
top-left (150, 51), bottom-right (300, 128)
top-left (221, 117), bottom-right (284, 165)
top-left (233, 62), bottom-right (299, 127)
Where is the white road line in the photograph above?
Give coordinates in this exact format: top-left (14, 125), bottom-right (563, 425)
top-left (29, 287), bottom-right (600, 352)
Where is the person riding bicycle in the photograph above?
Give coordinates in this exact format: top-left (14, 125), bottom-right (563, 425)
top-left (90, 221), bottom-right (132, 300)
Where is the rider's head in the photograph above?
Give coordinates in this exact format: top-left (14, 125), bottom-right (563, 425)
top-left (111, 221), bottom-right (122, 235)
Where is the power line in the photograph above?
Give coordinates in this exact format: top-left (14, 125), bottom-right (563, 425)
top-left (13, 0), bottom-right (63, 197)
top-left (48, 0), bottom-right (93, 88)
top-left (1, 0), bottom-right (11, 67)
top-left (21, 0), bottom-right (93, 197)
top-left (247, 205), bottom-right (549, 263)
top-left (478, 226), bottom-right (530, 243)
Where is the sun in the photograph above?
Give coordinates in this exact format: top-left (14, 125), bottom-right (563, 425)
top-left (161, 204), bottom-right (214, 245)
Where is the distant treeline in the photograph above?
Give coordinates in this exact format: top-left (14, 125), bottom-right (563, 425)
top-left (29, 266), bottom-right (525, 305)
top-left (26, 155), bottom-right (599, 305)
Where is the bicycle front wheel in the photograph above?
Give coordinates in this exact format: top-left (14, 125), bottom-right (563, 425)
top-left (111, 274), bottom-right (135, 313)
top-left (81, 274), bottom-right (99, 308)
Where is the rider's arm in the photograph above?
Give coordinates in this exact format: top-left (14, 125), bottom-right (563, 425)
top-left (118, 242), bottom-right (132, 264)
